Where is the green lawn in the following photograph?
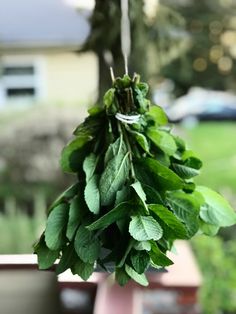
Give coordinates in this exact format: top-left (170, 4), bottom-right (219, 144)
top-left (180, 122), bottom-right (236, 205)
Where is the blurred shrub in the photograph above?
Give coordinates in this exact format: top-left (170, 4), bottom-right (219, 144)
top-left (0, 105), bottom-right (87, 206)
top-left (192, 236), bottom-right (236, 314)
top-left (0, 193), bottom-right (46, 253)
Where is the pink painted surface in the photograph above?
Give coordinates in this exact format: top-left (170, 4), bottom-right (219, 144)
top-left (94, 280), bottom-right (136, 314)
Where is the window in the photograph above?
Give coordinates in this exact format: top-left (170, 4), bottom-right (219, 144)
top-left (0, 56), bottom-right (45, 107)
top-left (6, 88), bottom-right (35, 97)
top-left (3, 66), bottom-right (35, 76)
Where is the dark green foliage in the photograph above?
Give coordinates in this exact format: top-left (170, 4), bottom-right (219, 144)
top-left (35, 74), bottom-right (236, 285)
top-left (160, 0), bottom-right (236, 95)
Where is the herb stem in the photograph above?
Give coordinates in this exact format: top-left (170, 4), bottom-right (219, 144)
top-left (120, 122), bottom-right (136, 180)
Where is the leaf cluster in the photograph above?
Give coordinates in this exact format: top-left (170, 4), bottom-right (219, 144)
top-left (35, 74), bottom-right (236, 286)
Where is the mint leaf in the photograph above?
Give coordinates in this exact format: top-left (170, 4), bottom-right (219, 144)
top-left (135, 158), bottom-right (183, 190)
top-left (104, 136), bottom-right (127, 165)
top-left (45, 203), bottom-right (69, 250)
top-left (72, 258), bottom-right (94, 281)
top-left (48, 183), bottom-right (79, 213)
top-left (182, 150), bottom-right (202, 169)
top-left (131, 181), bottom-right (148, 212)
top-left (129, 215), bottom-right (163, 241)
top-left (34, 237), bottom-right (59, 270)
top-left (199, 219), bottom-right (220, 236)
top-left (197, 186), bottom-right (236, 227)
top-left (87, 202), bottom-right (132, 231)
top-left (56, 244), bottom-right (77, 275)
top-left (130, 250), bottom-right (150, 274)
top-left (99, 152), bottom-right (130, 206)
top-left (60, 136), bottom-right (92, 173)
top-left (146, 106), bottom-right (168, 126)
top-left (104, 88), bottom-right (115, 108)
top-left (74, 225), bottom-right (100, 263)
top-left (167, 191), bottom-right (199, 237)
top-left (115, 186), bottom-right (131, 206)
top-left (172, 163), bottom-right (199, 179)
top-left (115, 267), bottom-right (130, 286)
top-left (66, 195), bottom-right (83, 241)
top-left (142, 184), bottom-right (164, 205)
top-left (149, 204), bottom-right (188, 239)
top-left (150, 242), bottom-right (173, 267)
top-left (134, 241), bottom-right (151, 251)
top-left (117, 239), bottom-right (135, 267)
top-left (83, 153), bottom-right (97, 182)
top-left (125, 264), bottom-right (148, 286)
top-left (128, 130), bottom-right (151, 154)
top-left (84, 175), bottom-right (100, 214)
top-left (147, 128), bottom-right (177, 155)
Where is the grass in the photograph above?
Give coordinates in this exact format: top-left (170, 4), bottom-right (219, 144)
top-left (180, 122), bottom-right (236, 205)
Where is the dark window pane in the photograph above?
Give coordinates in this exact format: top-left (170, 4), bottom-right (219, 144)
top-left (3, 66), bottom-right (34, 76)
top-left (6, 88), bottom-right (35, 97)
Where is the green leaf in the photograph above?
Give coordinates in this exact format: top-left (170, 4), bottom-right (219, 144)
top-left (74, 225), bottom-right (100, 263)
top-left (99, 152), bottom-right (130, 206)
top-left (134, 241), bottom-right (151, 251)
top-left (137, 82), bottom-right (149, 96)
top-left (147, 128), bottom-right (177, 155)
top-left (199, 219), bottom-right (220, 236)
top-left (104, 136), bottom-right (127, 165)
top-left (135, 158), bottom-right (183, 190)
top-left (129, 215), bottom-right (163, 241)
top-left (104, 88), bottom-right (115, 108)
top-left (182, 150), bottom-right (202, 169)
top-left (149, 204), bottom-right (188, 239)
top-left (167, 192), bottom-right (200, 237)
top-left (60, 135), bottom-right (92, 173)
top-left (197, 186), bottom-right (236, 227)
top-left (142, 184), bottom-right (164, 205)
top-left (115, 186), bottom-right (131, 206)
top-left (87, 202), bottom-right (132, 231)
top-left (115, 267), bottom-right (130, 286)
top-left (87, 105), bottom-right (104, 116)
top-left (56, 244), bottom-right (77, 275)
top-left (146, 106), bottom-right (168, 126)
top-left (83, 153), bottom-right (97, 182)
top-left (72, 258), bottom-right (94, 281)
top-left (117, 239), bottom-right (135, 267)
top-left (84, 175), bottom-right (100, 214)
top-left (174, 136), bottom-right (186, 152)
top-left (73, 110), bottom-right (105, 136)
top-left (130, 250), bottom-right (150, 274)
top-left (150, 242), bottom-right (173, 267)
top-left (125, 264), bottom-right (148, 286)
top-left (66, 195), bottom-right (83, 241)
top-left (172, 163), bottom-right (199, 179)
top-left (131, 181), bottom-right (148, 212)
top-left (45, 203), bottom-right (69, 250)
top-left (129, 130), bottom-right (150, 154)
top-left (48, 183), bottom-right (79, 213)
top-left (34, 237), bottom-right (59, 270)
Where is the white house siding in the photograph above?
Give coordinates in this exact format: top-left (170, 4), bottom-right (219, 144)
top-left (44, 51), bottom-right (98, 105)
top-left (0, 51), bottom-right (98, 108)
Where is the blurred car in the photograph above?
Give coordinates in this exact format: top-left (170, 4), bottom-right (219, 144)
top-left (166, 87), bottom-right (236, 122)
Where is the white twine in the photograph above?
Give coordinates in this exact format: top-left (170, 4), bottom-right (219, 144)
top-left (121, 0), bottom-right (131, 75)
top-left (115, 113), bottom-right (140, 124)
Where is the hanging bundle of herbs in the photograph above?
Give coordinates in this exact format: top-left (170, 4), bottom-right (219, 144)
top-left (34, 74), bottom-right (236, 286)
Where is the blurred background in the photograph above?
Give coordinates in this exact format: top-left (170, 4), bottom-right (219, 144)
top-left (1, 0), bottom-right (236, 313)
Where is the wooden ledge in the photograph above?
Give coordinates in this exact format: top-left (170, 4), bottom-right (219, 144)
top-left (0, 241), bottom-right (202, 288)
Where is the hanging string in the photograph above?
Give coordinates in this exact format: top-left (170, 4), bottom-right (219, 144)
top-left (120, 0), bottom-right (131, 75)
top-left (116, 0), bottom-right (140, 124)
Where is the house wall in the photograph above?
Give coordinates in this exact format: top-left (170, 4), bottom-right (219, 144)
top-left (0, 51), bottom-right (98, 107)
top-left (44, 51), bottom-right (98, 104)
